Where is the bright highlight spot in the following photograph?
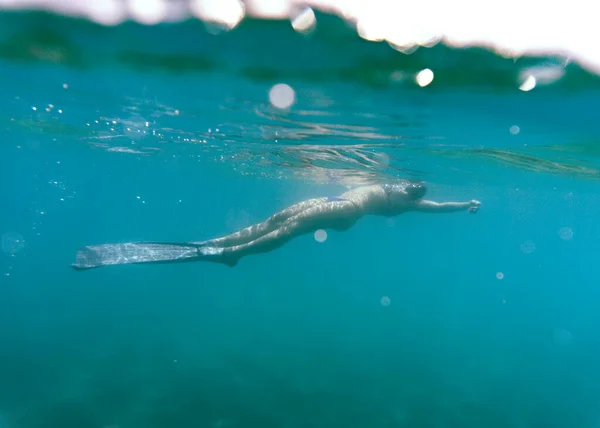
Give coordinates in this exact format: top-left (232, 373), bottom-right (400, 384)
top-left (314, 229), bottom-right (327, 243)
top-left (380, 296), bottom-right (391, 306)
top-left (496, 272), bottom-right (504, 280)
top-left (245, 0), bottom-right (291, 18)
top-left (519, 75), bottom-right (536, 91)
top-left (356, 17), bottom-right (385, 42)
top-left (190, 0), bottom-right (245, 29)
top-left (269, 83), bottom-right (296, 109)
top-left (128, 0), bottom-right (166, 25)
top-left (416, 68), bottom-right (434, 87)
top-left (83, 0), bottom-right (127, 25)
top-left (291, 7), bottom-right (316, 34)
top-left (510, 125), bottom-right (520, 135)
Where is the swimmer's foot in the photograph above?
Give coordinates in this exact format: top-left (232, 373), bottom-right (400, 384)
top-left (198, 246), bottom-right (239, 268)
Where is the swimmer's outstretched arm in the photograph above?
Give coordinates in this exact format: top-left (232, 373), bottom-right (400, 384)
top-left (413, 199), bottom-right (481, 213)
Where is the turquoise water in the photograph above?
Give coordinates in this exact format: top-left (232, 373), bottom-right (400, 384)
top-left (2, 10), bottom-right (600, 428)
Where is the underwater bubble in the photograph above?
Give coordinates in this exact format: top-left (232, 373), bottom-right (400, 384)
top-left (510, 125), bottom-right (520, 135)
top-left (496, 272), bottom-right (504, 280)
top-left (269, 83), bottom-right (295, 109)
top-left (380, 296), bottom-right (391, 306)
top-left (553, 327), bottom-right (572, 345)
top-left (520, 240), bottom-right (536, 254)
top-left (314, 229), bottom-right (327, 243)
top-left (558, 227), bottom-right (573, 240)
top-left (1, 232), bottom-right (25, 254)
top-left (416, 68), bottom-right (434, 87)
top-left (519, 75), bottom-right (536, 91)
top-left (291, 7), bottom-right (316, 34)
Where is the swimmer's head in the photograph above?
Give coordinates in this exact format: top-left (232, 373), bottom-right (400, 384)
top-left (404, 181), bottom-right (427, 200)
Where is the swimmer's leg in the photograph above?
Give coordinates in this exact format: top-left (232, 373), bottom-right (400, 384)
top-left (72, 201), bottom-right (357, 270)
top-left (192, 197), bottom-right (329, 248)
top-left (208, 201), bottom-right (358, 265)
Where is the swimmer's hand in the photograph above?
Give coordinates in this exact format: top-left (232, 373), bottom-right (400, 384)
top-left (468, 200), bottom-right (481, 213)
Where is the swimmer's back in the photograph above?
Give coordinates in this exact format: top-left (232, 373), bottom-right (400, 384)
top-left (339, 185), bottom-right (387, 213)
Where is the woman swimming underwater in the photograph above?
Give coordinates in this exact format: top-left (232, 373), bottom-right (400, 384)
top-left (72, 180), bottom-right (480, 270)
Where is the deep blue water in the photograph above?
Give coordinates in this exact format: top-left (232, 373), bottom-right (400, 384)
top-left (2, 10), bottom-right (600, 428)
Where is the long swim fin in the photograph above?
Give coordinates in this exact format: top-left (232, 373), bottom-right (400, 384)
top-left (71, 242), bottom-right (204, 270)
top-left (72, 240), bottom-right (241, 270)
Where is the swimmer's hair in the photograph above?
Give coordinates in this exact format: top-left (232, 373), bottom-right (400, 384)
top-left (405, 181), bottom-right (427, 200)
top-left (384, 178), bottom-right (427, 200)
top-left (394, 178), bottom-right (426, 200)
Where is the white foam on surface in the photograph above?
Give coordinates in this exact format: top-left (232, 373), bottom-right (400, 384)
top-left (0, 0), bottom-right (598, 75)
